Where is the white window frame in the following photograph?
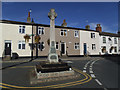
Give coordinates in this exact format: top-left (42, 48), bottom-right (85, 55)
top-left (92, 44), bottom-right (96, 50)
top-left (91, 33), bottom-right (95, 38)
top-left (19, 26), bottom-right (25, 34)
top-left (18, 41), bottom-right (25, 50)
top-left (38, 27), bottom-right (45, 35)
top-left (74, 31), bottom-right (79, 37)
top-left (74, 43), bottom-right (79, 50)
top-left (103, 37), bottom-right (106, 43)
top-left (38, 42), bottom-right (45, 51)
top-left (55, 42), bottom-right (59, 50)
top-left (114, 38), bottom-right (117, 44)
top-left (60, 29), bottom-right (67, 36)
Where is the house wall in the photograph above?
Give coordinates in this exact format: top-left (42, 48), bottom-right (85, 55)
top-left (34, 26), bottom-right (80, 56)
top-left (99, 35), bottom-right (119, 55)
top-left (1, 23), bottom-right (32, 57)
top-left (118, 37), bottom-right (120, 54)
top-left (0, 23), bottom-right (2, 58)
top-left (80, 30), bottom-right (100, 55)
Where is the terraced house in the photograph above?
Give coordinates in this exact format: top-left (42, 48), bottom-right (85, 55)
top-left (0, 11), bottom-right (120, 60)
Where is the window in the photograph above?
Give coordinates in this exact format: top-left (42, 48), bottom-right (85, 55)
top-left (74, 31), bottom-right (79, 37)
top-left (18, 41), bottom-right (25, 49)
top-left (38, 27), bottom-right (45, 35)
top-left (60, 30), bottom-right (67, 36)
top-left (92, 44), bottom-right (96, 50)
top-left (114, 47), bottom-right (117, 52)
top-left (102, 46), bottom-right (106, 53)
top-left (114, 38), bottom-right (117, 44)
top-left (91, 33), bottom-right (95, 38)
top-left (56, 42), bottom-right (59, 50)
top-left (38, 42), bottom-right (45, 51)
top-left (119, 47), bottom-right (120, 52)
top-left (103, 37), bottom-right (106, 43)
top-left (19, 26), bottom-right (25, 34)
top-left (74, 43), bottom-right (79, 50)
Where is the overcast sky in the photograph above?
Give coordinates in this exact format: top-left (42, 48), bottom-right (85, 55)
top-left (2, 2), bottom-right (119, 33)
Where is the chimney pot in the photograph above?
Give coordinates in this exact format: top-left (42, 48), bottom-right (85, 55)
top-left (96, 24), bottom-right (102, 32)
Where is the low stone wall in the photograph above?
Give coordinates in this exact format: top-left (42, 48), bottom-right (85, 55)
top-left (37, 70), bottom-right (75, 79)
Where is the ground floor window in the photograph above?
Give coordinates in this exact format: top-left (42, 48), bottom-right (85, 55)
top-left (38, 42), bottom-right (45, 51)
top-left (114, 47), bottom-right (117, 52)
top-left (56, 42), bottom-right (59, 50)
top-left (74, 43), bottom-right (79, 50)
top-left (101, 46), bottom-right (106, 53)
top-left (18, 41), bottom-right (25, 49)
top-left (92, 44), bottom-right (96, 50)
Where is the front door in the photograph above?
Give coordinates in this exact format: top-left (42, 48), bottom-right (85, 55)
top-left (5, 42), bottom-right (11, 56)
top-left (84, 43), bottom-right (87, 55)
top-left (61, 42), bottom-right (66, 55)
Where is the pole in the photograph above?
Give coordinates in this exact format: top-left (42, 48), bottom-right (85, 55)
top-left (31, 24), bottom-right (33, 60)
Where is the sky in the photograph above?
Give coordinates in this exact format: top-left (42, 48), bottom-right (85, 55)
top-left (2, 2), bottom-right (119, 33)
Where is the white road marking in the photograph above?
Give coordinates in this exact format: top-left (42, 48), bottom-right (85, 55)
top-left (83, 67), bottom-right (86, 70)
top-left (89, 70), bottom-right (93, 73)
top-left (95, 79), bottom-right (102, 86)
top-left (83, 60), bottom-right (92, 70)
top-left (83, 70), bottom-right (86, 72)
top-left (89, 68), bottom-right (92, 71)
top-left (91, 74), bottom-right (96, 78)
top-left (104, 88), bottom-right (108, 90)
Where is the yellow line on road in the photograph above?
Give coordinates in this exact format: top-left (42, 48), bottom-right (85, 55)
top-left (1, 67), bottom-right (92, 88)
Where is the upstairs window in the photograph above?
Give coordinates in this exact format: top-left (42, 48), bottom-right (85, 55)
top-left (114, 38), bottom-right (117, 44)
top-left (60, 30), bottom-right (67, 36)
top-left (38, 42), bottom-right (45, 51)
top-left (38, 27), bottom-right (45, 35)
top-left (103, 37), bottom-right (106, 43)
top-left (74, 31), bottom-right (79, 37)
top-left (91, 33), bottom-right (95, 38)
top-left (19, 26), bottom-right (25, 34)
top-left (18, 41), bottom-right (25, 49)
top-left (92, 44), bottom-right (96, 50)
top-left (74, 43), bottom-right (79, 50)
top-left (56, 42), bottom-right (59, 50)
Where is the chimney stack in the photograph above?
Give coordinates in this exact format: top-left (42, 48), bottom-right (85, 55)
top-left (85, 25), bottom-right (90, 30)
top-left (27, 9), bottom-right (31, 23)
top-left (61, 19), bottom-right (67, 27)
top-left (96, 24), bottom-right (102, 32)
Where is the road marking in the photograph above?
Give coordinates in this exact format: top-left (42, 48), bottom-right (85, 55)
top-left (0, 67), bottom-right (92, 89)
top-left (91, 74), bottom-right (95, 78)
top-left (89, 70), bottom-right (93, 73)
top-left (89, 68), bottom-right (92, 71)
top-left (95, 79), bottom-right (102, 86)
top-left (83, 70), bottom-right (86, 72)
top-left (104, 88), bottom-right (108, 90)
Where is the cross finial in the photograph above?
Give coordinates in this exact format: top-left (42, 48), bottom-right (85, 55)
top-left (48, 9), bottom-right (57, 20)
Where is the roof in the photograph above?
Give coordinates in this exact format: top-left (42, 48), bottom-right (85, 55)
top-left (0, 20), bottom-right (120, 37)
top-left (99, 32), bottom-right (120, 37)
top-left (0, 20), bottom-right (98, 32)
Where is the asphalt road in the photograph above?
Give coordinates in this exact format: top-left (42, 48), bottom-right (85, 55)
top-left (1, 56), bottom-right (119, 89)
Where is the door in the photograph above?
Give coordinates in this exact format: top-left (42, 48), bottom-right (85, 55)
top-left (61, 42), bottom-right (66, 54)
top-left (84, 43), bottom-right (87, 55)
top-left (5, 42), bottom-right (11, 55)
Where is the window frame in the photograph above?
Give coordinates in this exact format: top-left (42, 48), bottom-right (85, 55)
top-left (38, 27), bottom-right (45, 35)
top-left (92, 44), bottom-right (96, 50)
top-left (18, 41), bottom-right (25, 50)
top-left (91, 33), bottom-right (95, 38)
top-left (19, 26), bottom-right (25, 34)
top-left (55, 42), bottom-right (59, 50)
top-left (74, 43), bottom-right (79, 50)
top-left (60, 29), bottom-right (67, 36)
top-left (74, 30), bottom-right (79, 37)
top-left (103, 37), bottom-right (106, 43)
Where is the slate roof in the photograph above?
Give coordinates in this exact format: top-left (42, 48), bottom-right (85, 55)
top-left (0, 19), bottom-right (120, 37)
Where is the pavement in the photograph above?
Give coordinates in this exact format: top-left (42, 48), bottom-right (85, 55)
top-left (0, 56), bottom-right (119, 89)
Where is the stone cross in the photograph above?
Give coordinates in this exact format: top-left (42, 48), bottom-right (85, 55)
top-left (48, 9), bottom-right (58, 63)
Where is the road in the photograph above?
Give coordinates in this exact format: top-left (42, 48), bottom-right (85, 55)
top-left (0, 56), bottom-right (119, 89)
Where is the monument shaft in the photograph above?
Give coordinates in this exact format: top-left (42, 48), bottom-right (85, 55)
top-left (48, 9), bottom-right (58, 63)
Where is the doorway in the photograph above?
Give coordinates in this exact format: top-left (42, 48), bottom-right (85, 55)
top-left (61, 42), bottom-right (66, 55)
top-left (5, 41), bottom-right (11, 56)
top-left (83, 43), bottom-right (87, 55)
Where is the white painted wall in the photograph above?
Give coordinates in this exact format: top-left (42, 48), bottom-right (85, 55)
top-left (99, 35), bottom-right (119, 55)
top-left (80, 30), bottom-right (100, 55)
top-left (0, 23), bottom-right (2, 58)
top-left (118, 37), bottom-right (120, 54)
top-left (1, 23), bottom-right (32, 57)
